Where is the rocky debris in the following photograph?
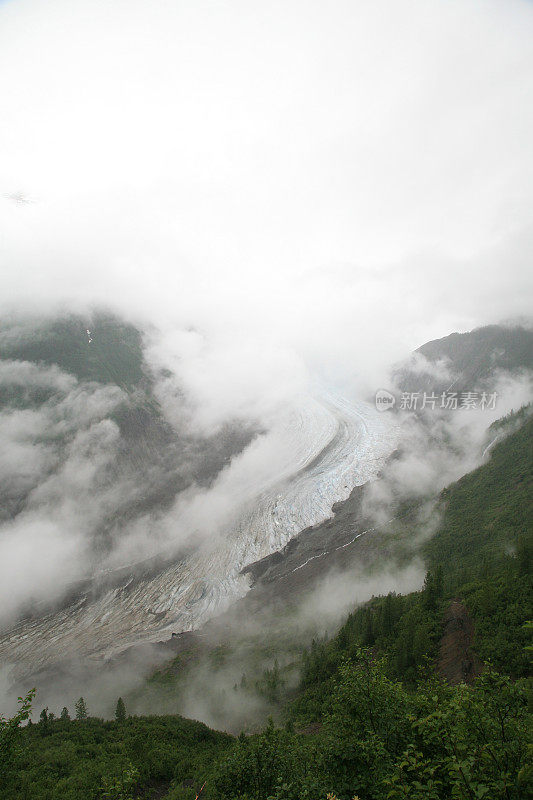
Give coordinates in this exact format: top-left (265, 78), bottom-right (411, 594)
top-left (437, 600), bottom-right (483, 685)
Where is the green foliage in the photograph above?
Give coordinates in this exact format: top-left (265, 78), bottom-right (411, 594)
top-left (391, 669), bottom-right (531, 800)
top-left (0, 688), bottom-right (35, 780)
top-left (459, 568), bottom-right (531, 676)
top-left (99, 762), bottom-right (139, 800)
top-left (210, 658), bottom-right (531, 800)
top-left (2, 714), bottom-right (232, 800)
top-left (255, 659), bottom-right (285, 704)
top-left (211, 719), bottom-right (325, 800)
top-left (320, 653), bottom-right (414, 799)
top-left (424, 414), bottom-right (533, 677)
top-left (293, 586), bottom-right (441, 727)
top-left (425, 415), bottom-right (533, 583)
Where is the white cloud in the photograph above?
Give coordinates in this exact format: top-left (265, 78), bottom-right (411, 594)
top-left (0, 360), bottom-right (76, 393)
top-left (0, 516), bottom-right (87, 624)
top-left (362, 371), bottom-right (533, 525)
top-left (0, 368), bottom-right (130, 626)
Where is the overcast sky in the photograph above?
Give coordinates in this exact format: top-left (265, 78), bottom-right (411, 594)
top-left (0, 0), bottom-right (532, 392)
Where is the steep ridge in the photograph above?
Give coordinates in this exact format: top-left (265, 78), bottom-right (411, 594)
top-left (394, 323), bottom-right (533, 396)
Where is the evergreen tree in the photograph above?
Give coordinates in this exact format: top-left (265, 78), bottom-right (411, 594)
top-left (363, 608), bottom-right (375, 645)
top-left (75, 697), bottom-right (88, 721)
top-left (38, 707), bottom-right (49, 736)
top-left (379, 593), bottom-right (392, 636)
top-left (517, 536), bottom-right (531, 575)
top-left (60, 707), bottom-right (70, 721)
top-left (114, 697), bottom-right (126, 723)
top-left (423, 568), bottom-right (443, 610)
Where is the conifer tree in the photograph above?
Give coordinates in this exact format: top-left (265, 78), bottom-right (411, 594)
top-left (38, 707), bottom-right (49, 736)
top-left (114, 697), bottom-right (126, 723)
top-left (75, 697), bottom-right (88, 721)
top-left (382, 593), bottom-right (394, 636)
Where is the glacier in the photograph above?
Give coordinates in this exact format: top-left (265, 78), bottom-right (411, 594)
top-left (0, 389), bottom-right (397, 676)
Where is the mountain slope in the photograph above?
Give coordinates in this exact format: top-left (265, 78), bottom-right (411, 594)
top-left (395, 323), bottom-right (533, 395)
top-left (0, 312), bottom-right (145, 389)
top-left (0, 312), bottom-right (256, 619)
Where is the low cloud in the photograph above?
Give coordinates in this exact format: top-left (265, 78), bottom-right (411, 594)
top-left (362, 371), bottom-right (533, 526)
top-left (0, 370), bottom-right (128, 626)
top-left (0, 359), bottom-right (77, 393)
top-left (294, 561), bottom-right (426, 637)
